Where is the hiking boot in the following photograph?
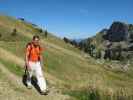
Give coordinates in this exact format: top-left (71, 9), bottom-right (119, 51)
top-left (27, 85), bottom-right (32, 89)
top-left (40, 89), bottom-right (49, 95)
top-left (27, 82), bottom-right (32, 89)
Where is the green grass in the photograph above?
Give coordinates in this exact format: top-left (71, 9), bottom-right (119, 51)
top-left (65, 89), bottom-right (101, 100)
top-left (0, 63), bottom-right (25, 93)
top-left (43, 33), bottom-right (82, 54)
top-left (0, 15), bottom-right (133, 100)
top-left (1, 41), bottom-right (133, 99)
top-left (0, 26), bottom-right (30, 42)
top-left (0, 15), bottom-right (82, 54)
top-left (0, 41), bottom-right (30, 59)
top-left (0, 41), bottom-right (86, 83)
top-left (65, 88), bottom-right (133, 100)
top-left (1, 41), bottom-right (133, 88)
top-left (0, 58), bottom-right (24, 76)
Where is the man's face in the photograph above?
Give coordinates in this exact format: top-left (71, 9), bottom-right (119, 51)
top-left (33, 38), bottom-right (39, 45)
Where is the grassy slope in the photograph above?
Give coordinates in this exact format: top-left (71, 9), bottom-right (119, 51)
top-left (0, 15), bottom-right (133, 100)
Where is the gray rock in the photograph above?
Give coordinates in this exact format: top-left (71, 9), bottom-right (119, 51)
top-left (104, 21), bottom-right (129, 42)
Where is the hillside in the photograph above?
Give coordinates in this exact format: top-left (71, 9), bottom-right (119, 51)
top-left (78, 22), bottom-right (133, 61)
top-left (0, 15), bottom-right (133, 100)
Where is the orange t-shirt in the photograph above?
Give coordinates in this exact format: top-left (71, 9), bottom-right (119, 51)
top-left (26, 43), bottom-right (43, 62)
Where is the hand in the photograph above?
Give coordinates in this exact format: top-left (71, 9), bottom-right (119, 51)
top-left (25, 62), bottom-right (31, 71)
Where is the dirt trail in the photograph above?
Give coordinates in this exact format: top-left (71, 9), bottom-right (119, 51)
top-left (0, 47), bottom-right (72, 100)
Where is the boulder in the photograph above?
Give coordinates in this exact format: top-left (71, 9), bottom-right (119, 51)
top-left (104, 22), bottom-right (129, 42)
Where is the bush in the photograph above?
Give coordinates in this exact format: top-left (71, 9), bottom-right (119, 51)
top-left (38, 28), bottom-right (43, 33)
top-left (63, 37), bottom-right (70, 43)
top-left (18, 18), bottom-right (25, 21)
top-left (44, 30), bottom-right (48, 38)
top-left (65, 87), bottom-right (131, 100)
top-left (11, 28), bottom-right (17, 36)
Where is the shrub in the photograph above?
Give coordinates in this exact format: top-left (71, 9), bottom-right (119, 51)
top-left (44, 30), bottom-right (48, 38)
top-left (0, 33), bottom-right (2, 38)
top-left (11, 28), bottom-right (17, 36)
top-left (63, 37), bottom-right (70, 43)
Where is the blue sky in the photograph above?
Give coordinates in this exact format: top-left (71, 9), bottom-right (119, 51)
top-left (0, 0), bottom-right (133, 39)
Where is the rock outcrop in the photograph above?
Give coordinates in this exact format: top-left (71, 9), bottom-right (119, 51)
top-left (103, 22), bottom-right (129, 42)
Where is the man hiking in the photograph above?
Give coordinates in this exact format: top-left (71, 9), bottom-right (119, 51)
top-left (25, 35), bottom-right (48, 95)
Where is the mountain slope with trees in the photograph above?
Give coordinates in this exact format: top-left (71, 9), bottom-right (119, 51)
top-left (0, 15), bottom-right (133, 100)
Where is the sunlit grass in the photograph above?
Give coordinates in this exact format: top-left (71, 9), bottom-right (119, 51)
top-left (0, 58), bottom-right (23, 76)
top-left (0, 15), bottom-right (133, 100)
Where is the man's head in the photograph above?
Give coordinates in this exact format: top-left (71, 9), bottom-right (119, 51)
top-left (32, 35), bottom-right (40, 46)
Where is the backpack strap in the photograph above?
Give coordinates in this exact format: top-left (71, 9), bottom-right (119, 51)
top-left (26, 42), bottom-right (33, 51)
top-left (26, 42), bottom-right (41, 60)
top-left (26, 42), bottom-right (33, 60)
top-left (26, 42), bottom-right (41, 51)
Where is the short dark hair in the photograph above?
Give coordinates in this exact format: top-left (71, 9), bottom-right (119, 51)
top-left (33, 35), bottom-right (40, 40)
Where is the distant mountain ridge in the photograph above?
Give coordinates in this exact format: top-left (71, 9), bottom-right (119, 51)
top-left (72, 21), bottom-right (133, 60)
